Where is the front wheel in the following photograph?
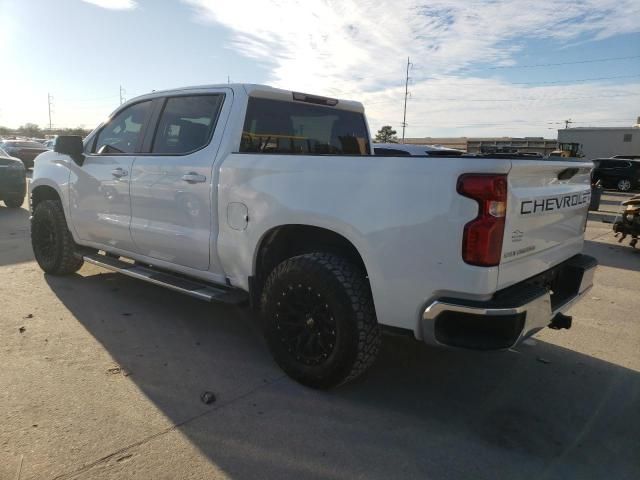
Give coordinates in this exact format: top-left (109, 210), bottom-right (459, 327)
top-left (261, 253), bottom-right (381, 389)
top-left (617, 178), bottom-right (632, 192)
top-left (31, 200), bottom-right (84, 275)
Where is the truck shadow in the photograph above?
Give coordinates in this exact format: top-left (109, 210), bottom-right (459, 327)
top-left (45, 272), bottom-right (640, 480)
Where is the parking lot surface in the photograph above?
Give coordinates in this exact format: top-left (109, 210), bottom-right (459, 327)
top-left (1, 191), bottom-right (639, 480)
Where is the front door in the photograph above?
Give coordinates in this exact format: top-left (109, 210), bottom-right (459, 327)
top-left (69, 100), bottom-right (153, 251)
top-left (129, 93), bottom-right (226, 271)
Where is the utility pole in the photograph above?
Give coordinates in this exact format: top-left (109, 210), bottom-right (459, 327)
top-left (119, 85), bottom-right (126, 105)
top-left (564, 118), bottom-right (573, 129)
top-left (227, 75), bottom-right (230, 84)
top-left (401, 57), bottom-right (412, 143)
top-left (47, 93), bottom-right (53, 131)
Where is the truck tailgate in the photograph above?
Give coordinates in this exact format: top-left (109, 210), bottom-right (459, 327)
top-left (498, 160), bottom-right (593, 290)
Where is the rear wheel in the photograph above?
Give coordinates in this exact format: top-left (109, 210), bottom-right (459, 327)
top-left (31, 200), bottom-right (84, 275)
top-left (617, 178), bottom-right (632, 192)
top-left (3, 193), bottom-right (25, 208)
top-left (261, 253), bottom-right (380, 389)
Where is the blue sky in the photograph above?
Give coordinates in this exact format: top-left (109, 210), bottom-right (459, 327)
top-left (1, 0), bottom-right (639, 137)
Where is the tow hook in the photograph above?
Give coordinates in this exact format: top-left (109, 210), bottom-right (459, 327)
top-left (549, 312), bottom-right (572, 330)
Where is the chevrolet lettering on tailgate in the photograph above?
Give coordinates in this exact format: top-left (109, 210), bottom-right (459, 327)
top-left (520, 190), bottom-right (591, 215)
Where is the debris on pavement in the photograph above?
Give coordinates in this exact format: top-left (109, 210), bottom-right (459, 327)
top-left (536, 357), bottom-right (552, 364)
top-left (23, 313), bottom-right (34, 319)
top-left (200, 391), bottom-right (216, 405)
top-left (18, 326), bottom-right (26, 333)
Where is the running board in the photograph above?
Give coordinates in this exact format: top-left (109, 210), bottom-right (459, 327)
top-left (81, 252), bottom-right (248, 305)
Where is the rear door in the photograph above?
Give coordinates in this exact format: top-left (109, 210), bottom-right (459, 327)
top-left (129, 92), bottom-right (228, 271)
top-left (497, 160), bottom-right (592, 289)
top-left (69, 100), bottom-right (153, 251)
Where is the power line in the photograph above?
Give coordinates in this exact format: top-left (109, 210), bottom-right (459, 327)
top-left (481, 54), bottom-right (640, 70)
top-left (422, 73), bottom-right (640, 87)
top-left (510, 73), bottom-right (640, 85)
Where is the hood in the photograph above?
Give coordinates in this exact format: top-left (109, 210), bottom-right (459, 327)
top-left (0, 155), bottom-right (25, 168)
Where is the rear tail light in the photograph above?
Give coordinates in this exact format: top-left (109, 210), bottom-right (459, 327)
top-left (457, 174), bottom-right (508, 267)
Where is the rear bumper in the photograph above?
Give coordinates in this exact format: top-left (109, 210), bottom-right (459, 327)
top-left (421, 254), bottom-right (597, 350)
top-left (0, 175), bottom-right (27, 197)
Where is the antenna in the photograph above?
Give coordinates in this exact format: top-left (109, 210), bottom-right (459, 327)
top-left (119, 85), bottom-right (126, 105)
top-left (401, 57), bottom-right (412, 143)
top-left (564, 118), bottom-right (573, 129)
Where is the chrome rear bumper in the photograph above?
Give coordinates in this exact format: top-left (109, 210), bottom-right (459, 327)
top-left (421, 254), bottom-right (597, 350)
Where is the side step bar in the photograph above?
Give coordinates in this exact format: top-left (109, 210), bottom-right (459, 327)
top-left (80, 252), bottom-right (248, 305)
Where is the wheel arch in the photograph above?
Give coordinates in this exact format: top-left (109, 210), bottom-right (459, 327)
top-left (250, 224), bottom-right (370, 308)
top-left (30, 183), bottom-right (63, 213)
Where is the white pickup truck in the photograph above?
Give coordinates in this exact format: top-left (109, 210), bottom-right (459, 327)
top-left (30, 84), bottom-right (597, 388)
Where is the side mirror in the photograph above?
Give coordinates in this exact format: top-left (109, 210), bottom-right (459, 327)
top-left (54, 136), bottom-right (85, 165)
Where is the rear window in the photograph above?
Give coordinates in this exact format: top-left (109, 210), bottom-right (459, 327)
top-left (240, 97), bottom-right (370, 155)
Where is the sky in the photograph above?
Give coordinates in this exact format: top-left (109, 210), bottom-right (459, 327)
top-left (0, 0), bottom-right (639, 138)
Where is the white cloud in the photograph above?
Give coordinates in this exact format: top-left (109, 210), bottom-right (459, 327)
top-left (81, 0), bottom-right (137, 10)
top-left (183, 0), bottom-right (640, 137)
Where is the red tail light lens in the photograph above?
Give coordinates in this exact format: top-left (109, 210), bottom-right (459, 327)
top-left (457, 174), bottom-right (508, 267)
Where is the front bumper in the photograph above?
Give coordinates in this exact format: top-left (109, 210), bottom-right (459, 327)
top-left (421, 254), bottom-right (597, 350)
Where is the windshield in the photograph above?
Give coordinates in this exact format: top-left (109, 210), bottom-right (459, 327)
top-left (0, 147), bottom-right (8, 157)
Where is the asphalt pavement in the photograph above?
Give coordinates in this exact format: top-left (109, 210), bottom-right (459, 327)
top-left (1, 190), bottom-right (638, 480)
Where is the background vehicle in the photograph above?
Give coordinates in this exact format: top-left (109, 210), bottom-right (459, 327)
top-left (374, 142), bottom-right (464, 156)
top-left (0, 139), bottom-right (48, 168)
top-left (550, 142), bottom-right (584, 158)
top-left (592, 158), bottom-right (640, 192)
top-left (30, 84), bottom-right (596, 388)
top-left (0, 147), bottom-right (27, 208)
top-left (612, 155), bottom-right (640, 160)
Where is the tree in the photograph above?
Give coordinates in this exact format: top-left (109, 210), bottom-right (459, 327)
top-left (374, 125), bottom-right (398, 143)
top-left (19, 123), bottom-right (42, 138)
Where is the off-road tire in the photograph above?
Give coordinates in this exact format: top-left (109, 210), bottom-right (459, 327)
top-left (31, 200), bottom-right (84, 275)
top-left (261, 253), bottom-right (380, 389)
top-left (3, 193), bottom-right (25, 208)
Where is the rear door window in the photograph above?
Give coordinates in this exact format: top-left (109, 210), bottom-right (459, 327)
top-left (151, 95), bottom-right (224, 154)
top-left (240, 97), bottom-right (370, 155)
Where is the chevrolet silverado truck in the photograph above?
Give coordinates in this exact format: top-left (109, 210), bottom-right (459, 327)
top-left (29, 84), bottom-right (597, 388)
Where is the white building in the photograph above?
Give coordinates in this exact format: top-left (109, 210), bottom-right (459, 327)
top-left (558, 119), bottom-right (640, 160)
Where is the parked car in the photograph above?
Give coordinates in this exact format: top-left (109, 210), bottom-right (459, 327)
top-left (30, 84), bottom-right (596, 388)
top-left (374, 142), bottom-right (464, 156)
top-left (0, 147), bottom-right (27, 208)
top-left (0, 140), bottom-right (49, 168)
top-left (592, 158), bottom-right (640, 192)
top-left (43, 138), bottom-right (57, 150)
top-left (612, 155), bottom-right (640, 160)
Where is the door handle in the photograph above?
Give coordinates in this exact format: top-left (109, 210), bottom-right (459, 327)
top-left (111, 168), bottom-right (128, 178)
top-left (181, 172), bottom-right (207, 184)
